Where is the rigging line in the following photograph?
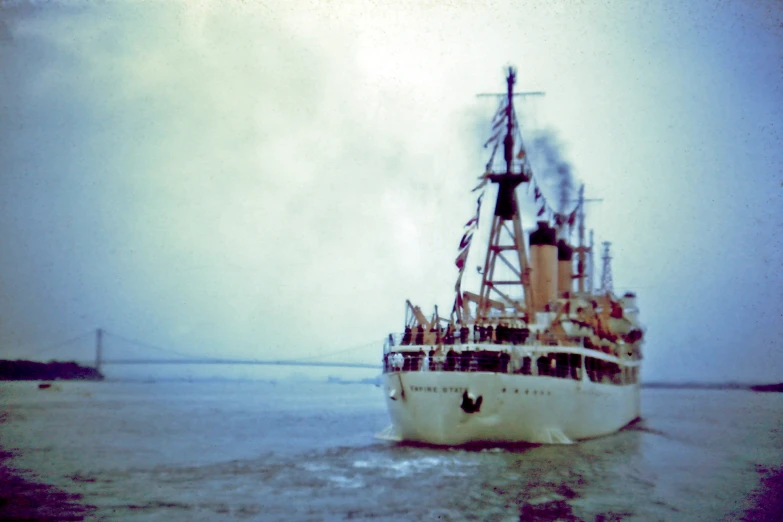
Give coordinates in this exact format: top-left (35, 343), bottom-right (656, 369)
top-left (492, 96), bottom-right (506, 121)
top-left (486, 137), bottom-right (501, 171)
top-left (485, 97), bottom-right (507, 170)
top-left (512, 111), bottom-right (531, 169)
top-left (513, 108), bottom-right (531, 148)
top-left (24, 331), bottom-right (95, 358)
top-left (102, 331), bottom-right (200, 360)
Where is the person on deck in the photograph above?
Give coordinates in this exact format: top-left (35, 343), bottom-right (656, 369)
top-left (415, 325), bottom-right (424, 346)
top-left (446, 348), bottom-right (456, 371)
top-left (499, 350), bottom-right (510, 373)
top-left (460, 326), bottom-right (470, 344)
top-left (433, 348), bottom-right (445, 371)
top-left (412, 348), bottom-right (424, 371)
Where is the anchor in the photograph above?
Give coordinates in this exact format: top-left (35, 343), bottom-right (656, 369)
top-left (460, 390), bottom-right (483, 414)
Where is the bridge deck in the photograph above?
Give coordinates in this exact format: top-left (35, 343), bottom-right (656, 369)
top-left (101, 359), bottom-right (380, 369)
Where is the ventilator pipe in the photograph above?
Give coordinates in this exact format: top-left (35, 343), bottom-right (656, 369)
top-left (557, 239), bottom-right (573, 297)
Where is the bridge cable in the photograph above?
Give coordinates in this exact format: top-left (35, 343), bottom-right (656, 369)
top-left (277, 338), bottom-right (382, 363)
top-left (102, 331), bottom-right (202, 360)
top-left (23, 331), bottom-right (96, 359)
top-left (99, 331), bottom-right (381, 366)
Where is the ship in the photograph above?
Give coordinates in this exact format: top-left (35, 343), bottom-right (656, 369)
top-left (378, 67), bottom-right (644, 445)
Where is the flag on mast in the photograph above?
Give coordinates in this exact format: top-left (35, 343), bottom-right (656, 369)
top-left (459, 230), bottom-right (474, 250)
top-left (452, 185), bottom-right (487, 320)
top-left (455, 248), bottom-right (470, 271)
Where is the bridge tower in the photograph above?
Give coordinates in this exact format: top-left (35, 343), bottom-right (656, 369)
top-left (95, 328), bottom-right (103, 373)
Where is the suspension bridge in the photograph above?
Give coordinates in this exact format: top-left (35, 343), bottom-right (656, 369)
top-left (16, 329), bottom-right (382, 372)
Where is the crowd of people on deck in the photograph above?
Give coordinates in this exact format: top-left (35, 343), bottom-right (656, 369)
top-left (400, 324), bottom-right (531, 346)
top-left (392, 320), bottom-right (643, 358)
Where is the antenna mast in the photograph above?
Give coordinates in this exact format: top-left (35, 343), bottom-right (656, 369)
top-left (572, 185), bottom-right (603, 294)
top-left (503, 68), bottom-right (515, 175)
top-left (600, 242), bottom-right (614, 293)
top-left (588, 230), bottom-right (595, 292)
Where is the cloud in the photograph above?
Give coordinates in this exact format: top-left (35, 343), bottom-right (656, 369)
top-left (0, 0), bottom-right (781, 381)
top-left (0, 0), bottom-right (486, 360)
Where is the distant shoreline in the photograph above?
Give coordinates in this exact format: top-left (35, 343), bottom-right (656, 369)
top-left (0, 363), bottom-right (778, 392)
top-left (642, 381), bottom-right (783, 392)
top-left (0, 360), bottom-right (103, 381)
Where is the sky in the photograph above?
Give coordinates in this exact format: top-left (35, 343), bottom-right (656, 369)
top-left (0, 0), bottom-right (781, 382)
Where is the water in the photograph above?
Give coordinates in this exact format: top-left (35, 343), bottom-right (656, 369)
top-left (0, 381), bottom-right (781, 521)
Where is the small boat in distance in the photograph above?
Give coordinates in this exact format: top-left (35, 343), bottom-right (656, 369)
top-left (379, 67), bottom-right (644, 445)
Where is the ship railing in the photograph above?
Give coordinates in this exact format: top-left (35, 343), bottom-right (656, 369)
top-left (381, 349), bottom-right (640, 386)
top-left (382, 350), bottom-right (512, 374)
top-left (385, 329), bottom-right (641, 360)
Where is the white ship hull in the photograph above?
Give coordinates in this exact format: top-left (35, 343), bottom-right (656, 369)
top-left (381, 369), bottom-right (640, 445)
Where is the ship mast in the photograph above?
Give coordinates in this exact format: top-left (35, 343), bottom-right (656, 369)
top-left (576, 186), bottom-right (586, 293)
top-left (473, 67), bottom-right (534, 323)
top-left (588, 230), bottom-right (595, 293)
top-left (599, 241), bottom-right (614, 293)
top-left (573, 185), bottom-right (602, 294)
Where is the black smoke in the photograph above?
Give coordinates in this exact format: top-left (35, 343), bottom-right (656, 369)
top-left (527, 130), bottom-right (577, 215)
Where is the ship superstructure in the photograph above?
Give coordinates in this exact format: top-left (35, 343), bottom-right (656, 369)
top-left (379, 67), bottom-right (644, 445)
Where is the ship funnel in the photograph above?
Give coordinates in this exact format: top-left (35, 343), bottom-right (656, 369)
top-left (557, 239), bottom-right (573, 297)
top-left (529, 221), bottom-right (557, 311)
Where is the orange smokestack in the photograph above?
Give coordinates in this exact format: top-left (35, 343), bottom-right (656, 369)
top-left (529, 221), bottom-right (557, 311)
